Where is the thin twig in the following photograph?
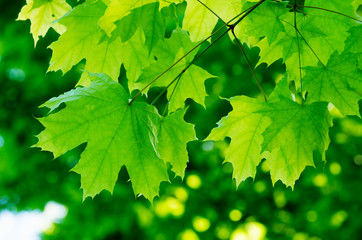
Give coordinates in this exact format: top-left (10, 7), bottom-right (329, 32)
top-left (231, 29), bottom-right (267, 102)
top-left (294, 28), bottom-right (326, 68)
top-left (152, 30), bottom-right (231, 107)
top-left (280, 19), bottom-right (326, 68)
top-left (294, 6), bottom-right (304, 104)
top-left (297, 5), bottom-right (362, 23)
top-left (128, 5), bottom-right (256, 105)
top-left (197, 0), bottom-right (226, 24)
top-left (130, 0), bottom-right (266, 105)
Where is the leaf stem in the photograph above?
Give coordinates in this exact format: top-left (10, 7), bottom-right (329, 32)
top-left (197, 0), bottom-right (226, 24)
top-left (130, 0), bottom-right (266, 105)
top-left (152, 29), bottom-right (231, 107)
top-left (150, 0), bottom-right (266, 107)
top-left (280, 19), bottom-right (326, 68)
top-left (297, 5), bottom-right (362, 23)
top-left (294, 27), bottom-right (326, 68)
top-left (129, 5), bottom-right (254, 105)
top-left (294, 6), bottom-right (304, 105)
top-left (231, 29), bottom-right (267, 102)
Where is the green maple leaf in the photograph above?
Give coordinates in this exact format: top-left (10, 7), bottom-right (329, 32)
top-left (240, 0), bottom-right (289, 44)
top-left (158, 109), bottom-right (196, 179)
top-left (206, 96), bottom-right (271, 186)
top-left (303, 52), bottom-right (362, 116)
top-left (17, 0), bottom-right (71, 45)
top-left (37, 73), bottom-right (183, 201)
top-left (183, 0), bottom-right (242, 41)
top-left (121, 29), bottom-right (156, 87)
top-left (258, 97), bottom-right (332, 188)
top-left (344, 25), bottom-right (362, 70)
top-left (255, 0), bottom-right (358, 85)
top-left (99, 0), bottom-right (173, 49)
top-left (98, 0), bottom-right (157, 36)
top-left (48, 0), bottom-right (109, 74)
top-left (137, 29), bottom-right (214, 112)
top-left (256, 31), bottom-right (318, 84)
top-left (49, 1), bottom-right (161, 87)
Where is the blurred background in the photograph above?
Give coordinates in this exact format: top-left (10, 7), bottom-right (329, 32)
top-left (0, 0), bottom-right (361, 239)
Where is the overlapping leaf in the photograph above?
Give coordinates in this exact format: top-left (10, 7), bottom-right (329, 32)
top-left (303, 52), bottom-right (361, 116)
top-left (255, 0), bottom-right (359, 85)
top-left (207, 78), bottom-right (332, 188)
top-left (183, 0), bottom-right (242, 41)
top-left (137, 29), bottom-right (215, 112)
top-left (98, 0), bottom-right (179, 45)
top-left (207, 96), bottom-right (271, 186)
top-left (258, 97), bottom-right (332, 188)
top-left (236, 0), bottom-right (289, 44)
top-left (17, 0), bottom-right (71, 45)
top-left (49, 1), bottom-right (161, 86)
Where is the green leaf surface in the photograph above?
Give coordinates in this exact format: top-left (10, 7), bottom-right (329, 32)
top-left (137, 29), bottom-right (214, 112)
top-left (36, 74), bottom-right (170, 201)
top-left (259, 97), bottom-right (332, 188)
top-left (158, 109), bottom-right (196, 179)
top-left (48, 0), bottom-right (108, 74)
top-left (303, 52), bottom-right (362, 116)
top-left (183, 0), bottom-right (242, 41)
top-left (256, 0), bottom-right (358, 86)
top-left (241, 0), bottom-right (289, 44)
top-left (207, 96), bottom-right (271, 186)
top-left (98, 0), bottom-right (157, 36)
top-left (17, 0), bottom-right (71, 45)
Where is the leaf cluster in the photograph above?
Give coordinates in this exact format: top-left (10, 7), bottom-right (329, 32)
top-left (18, 0), bottom-right (362, 201)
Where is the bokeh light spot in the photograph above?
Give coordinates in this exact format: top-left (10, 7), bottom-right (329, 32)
top-left (306, 210), bottom-right (318, 222)
top-left (154, 197), bottom-right (185, 218)
top-left (174, 187), bottom-right (188, 202)
top-left (313, 173), bottom-right (328, 187)
top-left (178, 229), bottom-right (199, 240)
top-left (330, 210), bottom-right (348, 228)
top-left (231, 229), bottom-right (247, 240)
top-left (0, 135), bottom-right (5, 148)
top-left (245, 222), bottom-right (267, 240)
top-left (7, 68), bottom-right (26, 82)
top-left (192, 216), bottom-right (210, 232)
top-left (215, 223), bottom-right (230, 239)
top-left (329, 162), bottom-right (341, 175)
top-left (273, 190), bottom-right (287, 208)
top-left (202, 141), bottom-right (214, 151)
top-left (354, 155), bottom-right (362, 165)
top-left (254, 181), bottom-right (266, 193)
top-left (229, 209), bottom-right (242, 222)
top-left (186, 174), bottom-right (202, 189)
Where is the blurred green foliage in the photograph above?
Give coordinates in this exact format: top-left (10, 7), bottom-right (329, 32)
top-left (0, 0), bottom-right (361, 239)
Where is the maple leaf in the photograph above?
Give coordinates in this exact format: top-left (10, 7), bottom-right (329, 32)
top-left (36, 74), bottom-right (166, 201)
top-left (255, 0), bottom-right (358, 85)
top-left (258, 97), bottom-right (332, 188)
top-left (49, 1), bottom-right (160, 87)
top-left (98, 0), bottom-right (156, 36)
top-left (98, 0), bottom-right (176, 41)
top-left (239, 0), bottom-right (289, 44)
top-left (158, 109), bottom-right (196, 179)
top-left (36, 73), bottom-right (195, 201)
top-left (303, 52), bottom-right (362, 116)
top-left (48, 0), bottom-right (110, 74)
top-left (17, 0), bottom-right (71, 45)
top-left (206, 96), bottom-right (271, 186)
top-left (108, 2), bottom-right (167, 53)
